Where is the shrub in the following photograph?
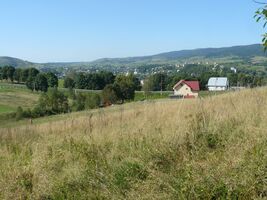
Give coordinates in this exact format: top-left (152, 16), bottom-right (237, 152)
top-left (31, 105), bottom-right (47, 118)
top-left (35, 73), bottom-right (48, 92)
top-left (15, 106), bottom-right (24, 121)
top-left (0, 112), bottom-right (16, 121)
top-left (45, 72), bottom-right (58, 88)
top-left (114, 74), bottom-right (136, 102)
top-left (23, 108), bottom-right (32, 118)
top-left (85, 93), bottom-right (101, 109)
top-left (38, 88), bottom-right (69, 114)
top-left (67, 88), bottom-right (76, 100)
top-left (71, 93), bottom-right (85, 111)
top-left (63, 77), bottom-right (75, 89)
top-left (102, 84), bottom-right (119, 105)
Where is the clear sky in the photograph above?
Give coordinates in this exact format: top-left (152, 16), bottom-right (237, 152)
top-left (0, 0), bottom-right (265, 62)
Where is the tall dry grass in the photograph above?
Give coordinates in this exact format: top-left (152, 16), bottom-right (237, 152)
top-left (0, 88), bottom-right (266, 199)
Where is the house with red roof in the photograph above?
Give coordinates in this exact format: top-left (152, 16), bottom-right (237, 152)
top-left (173, 80), bottom-right (200, 98)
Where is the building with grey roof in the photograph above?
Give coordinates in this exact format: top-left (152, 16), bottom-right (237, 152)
top-left (207, 77), bottom-right (229, 91)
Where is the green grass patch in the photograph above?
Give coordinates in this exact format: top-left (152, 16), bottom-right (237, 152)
top-left (58, 79), bottom-right (64, 88)
top-left (0, 104), bottom-right (16, 113)
top-left (134, 91), bottom-right (171, 101)
top-left (0, 84), bottom-right (39, 124)
top-left (199, 90), bottom-right (228, 98)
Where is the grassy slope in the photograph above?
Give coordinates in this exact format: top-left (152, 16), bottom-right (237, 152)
top-left (0, 104), bottom-right (15, 113)
top-left (0, 88), bottom-right (266, 199)
top-left (0, 86), bottom-right (39, 113)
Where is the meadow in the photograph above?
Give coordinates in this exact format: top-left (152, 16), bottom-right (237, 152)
top-left (0, 86), bottom-right (39, 114)
top-left (0, 87), bottom-right (266, 199)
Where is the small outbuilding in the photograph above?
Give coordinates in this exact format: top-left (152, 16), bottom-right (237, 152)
top-left (172, 80), bottom-right (200, 98)
top-left (207, 77), bottom-right (229, 91)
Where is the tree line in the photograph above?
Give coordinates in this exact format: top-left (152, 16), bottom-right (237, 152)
top-left (0, 66), bottom-right (58, 92)
top-left (13, 71), bottom-right (142, 120)
top-left (63, 71), bottom-right (141, 90)
top-left (142, 70), bottom-right (267, 93)
top-left (2, 65), bottom-right (265, 95)
top-left (64, 72), bottom-right (141, 104)
top-left (15, 80), bottom-right (136, 120)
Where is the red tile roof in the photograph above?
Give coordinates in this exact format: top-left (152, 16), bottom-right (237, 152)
top-left (173, 80), bottom-right (200, 91)
top-left (184, 81), bottom-right (200, 91)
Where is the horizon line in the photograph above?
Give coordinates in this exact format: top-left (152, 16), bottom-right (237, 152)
top-left (0, 43), bottom-right (261, 64)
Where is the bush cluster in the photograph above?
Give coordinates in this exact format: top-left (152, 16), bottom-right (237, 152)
top-left (15, 88), bottom-right (103, 120)
top-left (15, 88), bottom-right (69, 119)
top-left (71, 92), bottom-right (101, 112)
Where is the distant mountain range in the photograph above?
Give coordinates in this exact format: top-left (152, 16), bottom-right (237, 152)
top-left (0, 44), bottom-right (266, 69)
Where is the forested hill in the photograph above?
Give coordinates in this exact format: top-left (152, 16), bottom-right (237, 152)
top-left (0, 56), bottom-right (34, 68)
top-left (90, 44), bottom-right (266, 65)
top-left (152, 44), bottom-right (265, 60)
top-left (0, 44), bottom-right (265, 69)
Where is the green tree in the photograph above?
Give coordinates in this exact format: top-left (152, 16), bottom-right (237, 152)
top-left (71, 92), bottom-right (101, 111)
top-left (6, 66), bottom-right (15, 82)
top-left (1, 66), bottom-right (15, 81)
top-left (142, 78), bottom-right (153, 97)
top-left (45, 72), bottom-right (58, 88)
top-left (85, 93), bottom-right (101, 109)
top-left (228, 73), bottom-right (238, 87)
top-left (73, 71), bottom-right (116, 90)
top-left (74, 73), bottom-right (87, 89)
top-left (114, 74), bottom-right (136, 103)
top-left (145, 73), bottom-right (168, 91)
top-left (14, 68), bottom-right (23, 83)
top-left (102, 84), bottom-right (119, 105)
top-left (38, 88), bottom-right (69, 114)
top-left (28, 68), bottom-right (39, 77)
top-left (0, 67), bottom-right (2, 80)
top-left (24, 68), bottom-right (41, 91)
top-left (26, 76), bottom-right (35, 91)
top-left (16, 106), bottom-right (24, 121)
top-left (98, 71), bottom-right (115, 89)
top-left (255, 3), bottom-right (267, 48)
top-left (1, 66), bottom-right (8, 80)
top-left (21, 69), bottom-right (30, 82)
top-left (64, 77), bottom-right (75, 89)
top-left (35, 74), bottom-right (48, 92)
top-left (71, 93), bottom-right (87, 111)
top-left (128, 73), bottom-right (141, 91)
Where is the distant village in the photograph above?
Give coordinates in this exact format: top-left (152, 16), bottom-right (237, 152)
top-left (54, 62), bottom-right (238, 79)
top-left (50, 60), bottom-right (260, 99)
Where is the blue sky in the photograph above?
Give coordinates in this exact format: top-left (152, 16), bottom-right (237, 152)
top-left (0, 0), bottom-right (264, 62)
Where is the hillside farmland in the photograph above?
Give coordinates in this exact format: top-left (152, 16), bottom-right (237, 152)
top-left (0, 88), bottom-right (266, 199)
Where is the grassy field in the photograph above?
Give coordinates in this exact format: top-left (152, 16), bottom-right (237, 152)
top-left (134, 91), bottom-right (171, 101)
top-left (0, 104), bottom-right (16, 113)
top-left (0, 87), bottom-right (266, 199)
top-left (0, 85), bottom-right (40, 126)
top-left (0, 86), bottom-right (39, 114)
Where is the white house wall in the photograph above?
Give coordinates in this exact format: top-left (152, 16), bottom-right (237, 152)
top-left (208, 86), bottom-right (227, 91)
top-left (174, 84), bottom-right (198, 97)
